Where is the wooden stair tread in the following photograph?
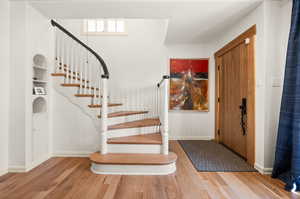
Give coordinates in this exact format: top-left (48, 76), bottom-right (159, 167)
top-left (75, 94), bottom-right (103, 98)
top-left (51, 73), bottom-right (65, 77)
top-left (108, 133), bottom-right (162, 144)
top-left (90, 152), bottom-right (177, 165)
top-left (61, 84), bottom-right (98, 91)
top-left (75, 94), bottom-right (94, 97)
top-left (61, 83), bottom-right (80, 87)
top-left (108, 118), bottom-right (160, 130)
top-left (88, 103), bottom-right (122, 108)
top-left (51, 73), bottom-right (90, 83)
top-left (98, 111), bottom-right (148, 118)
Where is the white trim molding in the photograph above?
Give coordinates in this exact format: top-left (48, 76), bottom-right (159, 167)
top-left (254, 163), bottom-right (273, 174)
top-left (0, 169), bottom-right (8, 176)
top-left (52, 151), bottom-right (95, 157)
top-left (169, 136), bottom-right (213, 140)
top-left (26, 155), bottom-right (51, 172)
top-left (8, 165), bottom-right (27, 173)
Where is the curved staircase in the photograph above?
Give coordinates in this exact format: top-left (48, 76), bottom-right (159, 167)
top-left (51, 20), bottom-right (177, 175)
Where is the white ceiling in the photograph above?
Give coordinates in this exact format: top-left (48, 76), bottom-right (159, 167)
top-left (28, 0), bottom-right (263, 43)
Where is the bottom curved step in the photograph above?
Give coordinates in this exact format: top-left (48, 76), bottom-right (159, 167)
top-left (90, 152), bottom-right (177, 175)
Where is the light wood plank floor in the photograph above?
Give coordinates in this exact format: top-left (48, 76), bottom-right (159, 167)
top-left (0, 141), bottom-right (299, 199)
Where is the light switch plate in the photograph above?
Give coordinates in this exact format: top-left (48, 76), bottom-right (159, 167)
top-left (272, 77), bottom-right (282, 87)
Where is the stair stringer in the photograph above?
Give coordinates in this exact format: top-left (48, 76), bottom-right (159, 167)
top-left (52, 78), bottom-right (101, 131)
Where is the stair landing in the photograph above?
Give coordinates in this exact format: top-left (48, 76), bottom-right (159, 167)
top-left (90, 152), bottom-right (177, 165)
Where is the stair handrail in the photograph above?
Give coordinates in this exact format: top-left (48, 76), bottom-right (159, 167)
top-left (51, 19), bottom-right (109, 154)
top-left (51, 19), bottom-right (109, 78)
top-left (157, 75), bottom-right (170, 88)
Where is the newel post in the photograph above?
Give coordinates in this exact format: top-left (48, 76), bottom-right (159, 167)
top-left (162, 76), bottom-right (169, 155)
top-left (100, 75), bottom-right (108, 154)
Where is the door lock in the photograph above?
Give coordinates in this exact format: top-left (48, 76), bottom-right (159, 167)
top-left (239, 98), bottom-right (247, 135)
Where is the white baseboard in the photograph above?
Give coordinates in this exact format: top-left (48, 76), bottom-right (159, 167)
top-left (8, 155), bottom-right (51, 173)
top-left (254, 163), bottom-right (273, 174)
top-left (8, 165), bottom-right (26, 173)
top-left (26, 155), bottom-right (51, 172)
top-left (52, 151), bottom-right (95, 157)
top-left (0, 169), bottom-right (8, 176)
top-left (170, 136), bottom-right (213, 140)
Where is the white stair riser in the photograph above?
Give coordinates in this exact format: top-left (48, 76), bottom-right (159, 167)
top-left (91, 162), bottom-right (176, 175)
top-left (107, 114), bottom-right (148, 125)
top-left (107, 126), bottom-right (159, 138)
top-left (107, 144), bottom-right (161, 154)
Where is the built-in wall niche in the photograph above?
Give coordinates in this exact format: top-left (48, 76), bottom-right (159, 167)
top-left (32, 97), bottom-right (47, 113)
top-left (31, 54), bottom-right (49, 165)
top-left (33, 54), bottom-right (48, 95)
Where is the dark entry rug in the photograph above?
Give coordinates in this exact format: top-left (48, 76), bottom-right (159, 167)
top-left (178, 140), bottom-right (257, 172)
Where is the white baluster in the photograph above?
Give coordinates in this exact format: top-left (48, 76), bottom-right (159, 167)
top-left (54, 29), bottom-right (58, 73)
top-left (89, 58), bottom-right (92, 95)
top-left (58, 32), bottom-right (62, 73)
top-left (70, 43), bottom-right (74, 84)
top-left (100, 68), bottom-right (103, 105)
top-left (162, 80), bottom-right (169, 155)
top-left (60, 35), bottom-right (65, 74)
top-left (75, 45), bottom-right (78, 84)
top-left (65, 39), bottom-right (70, 83)
top-left (80, 48), bottom-right (84, 94)
top-left (100, 77), bottom-right (108, 154)
top-left (84, 55), bottom-right (88, 94)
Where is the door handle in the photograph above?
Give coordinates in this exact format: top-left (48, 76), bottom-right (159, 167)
top-left (239, 98), bottom-right (247, 135)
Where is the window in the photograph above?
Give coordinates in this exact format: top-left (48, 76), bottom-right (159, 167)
top-left (83, 19), bottom-right (126, 35)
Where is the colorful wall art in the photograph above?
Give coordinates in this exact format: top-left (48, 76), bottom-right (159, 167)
top-left (170, 59), bottom-right (209, 111)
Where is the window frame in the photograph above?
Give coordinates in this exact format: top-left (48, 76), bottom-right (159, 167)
top-left (82, 19), bottom-right (128, 36)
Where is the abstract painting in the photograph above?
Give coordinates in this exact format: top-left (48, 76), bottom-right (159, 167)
top-left (170, 59), bottom-right (209, 111)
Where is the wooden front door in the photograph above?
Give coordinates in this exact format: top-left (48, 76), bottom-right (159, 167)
top-left (215, 25), bottom-right (256, 163)
top-left (219, 43), bottom-right (248, 158)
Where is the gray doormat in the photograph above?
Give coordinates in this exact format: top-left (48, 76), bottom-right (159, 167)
top-left (178, 140), bottom-right (257, 172)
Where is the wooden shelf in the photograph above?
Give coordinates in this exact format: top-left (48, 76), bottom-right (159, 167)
top-left (33, 65), bottom-right (47, 70)
top-left (33, 80), bottom-right (48, 83)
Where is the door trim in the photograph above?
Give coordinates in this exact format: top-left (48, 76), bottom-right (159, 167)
top-left (214, 25), bottom-right (256, 165)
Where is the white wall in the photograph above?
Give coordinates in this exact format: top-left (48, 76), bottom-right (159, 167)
top-left (263, 0), bottom-right (292, 169)
top-left (9, 2), bottom-right (53, 170)
top-left (0, 0), bottom-right (10, 176)
top-left (9, 1), bottom-right (27, 169)
top-left (166, 44), bottom-right (214, 140)
top-left (208, 1), bottom-right (292, 170)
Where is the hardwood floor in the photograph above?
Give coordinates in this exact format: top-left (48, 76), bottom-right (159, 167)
top-left (0, 141), bottom-right (299, 199)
